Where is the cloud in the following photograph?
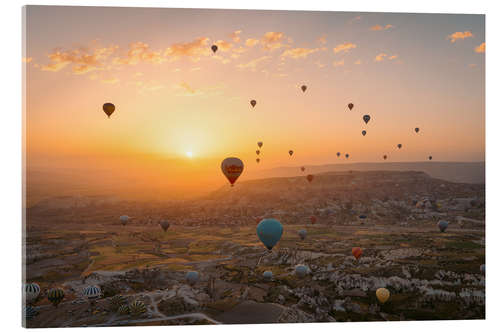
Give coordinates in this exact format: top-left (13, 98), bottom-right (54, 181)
top-left (354, 59), bottom-right (362, 65)
top-left (333, 42), bottom-right (357, 54)
top-left (179, 82), bottom-right (196, 94)
top-left (333, 59), bottom-right (345, 67)
top-left (447, 31), bottom-right (474, 43)
top-left (41, 44), bottom-right (118, 74)
top-left (388, 55), bottom-right (398, 60)
top-left (317, 35), bottom-right (327, 45)
top-left (261, 32), bottom-right (289, 50)
top-left (475, 42), bottom-right (485, 53)
top-left (164, 37), bottom-right (211, 61)
top-left (215, 40), bottom-right (233, 52)
top-left (370, 24), bottom-right (394, 31)
top-left (236, 56), bottom-right (270, 71)
top-left (245, 38), bottom-right (259, 47)
top-left (101, 77), bottom-right (119, 84)
top-left (374, 53), bottom-right (398, 62)
top-left (113, 42), bottom-right (164, 65)
top-left (22, 57), bottom-right (32, 63)
top-left (281, 47), bottom-right (319, 59)
top-left (230, 30), bottom-right (242, 43)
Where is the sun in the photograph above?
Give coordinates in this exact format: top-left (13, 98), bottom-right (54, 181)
top-left (186, 151), bottom-right (193, 158)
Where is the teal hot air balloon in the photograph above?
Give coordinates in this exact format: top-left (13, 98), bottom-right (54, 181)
top-left (257, 219), bottom-right (283, 250)
top-left (263, 271), bottom-right (273, 281)
top-left (295, 265), bottom-right (308, 278)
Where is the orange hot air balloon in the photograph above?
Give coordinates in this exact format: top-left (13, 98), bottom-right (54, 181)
top-left (376, 288), bottom-right (390, 304)
top-left (301, 166), bottom-right (305, 172)
top-left (301, 85), bottom-right (307, 92)
top-left (250, 100), bottom-right (257, 107)
top-left (310, 216), bottom-right (317, 225)
top-left (306, 174), bottom-right (314, 183)
top-left (348, 103), bottom-right (354, 111)
top-left (221, 157), bottom-right (244, 186)
top-left (102, 103), bottom-right (115, 118)
top-left (352, 247), bottom-right (363, 260)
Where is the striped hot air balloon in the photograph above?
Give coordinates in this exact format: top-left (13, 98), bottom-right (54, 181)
top-left (47, 288), bottom-right (65, 307)
top-left (108, 295), bottom-right (127, 312)
top-left (24, 283), bottom-right (41, 303)
top-left (83, 285), bottom-right (101, 300)
top-left (129, 300), bottom-right (147, 317)
top-left (23, 305), bottom-right (38, 321)
top-left (118, 304), bottom-right (130, 315)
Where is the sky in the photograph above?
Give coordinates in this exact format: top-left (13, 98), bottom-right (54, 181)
top-left (23, 6), bottom-right (485, 201)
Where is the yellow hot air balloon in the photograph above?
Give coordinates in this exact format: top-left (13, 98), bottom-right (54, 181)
top-left (376, 288), bottom-right (390, 304)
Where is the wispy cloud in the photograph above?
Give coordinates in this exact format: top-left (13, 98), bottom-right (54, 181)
top-left (333, 59), bottom-right (345, 67)
top-left (113, 42), bottom-right (164, 66)
top-left (164, 37), bottom-right (211, 61)
top-left (374, 53), bottom-right (398, 62)
top-left (281, 47), bottom-right (319, 59)
top-left (370, 24), bottom-right (394, 31)
top-left (230, 30), bottom-right (242, 43)
top-left (22, 57), bottom-right (33, 63)
top-left (475, 42), bottom-right (485, 53)
top-left (447, 31), bottom-right (474, 43)
top-left (333, 42), bottom-right (357, 54)
top-left (261, 32), bottom-right (290, 51)
top-left (245, 38), bottom-right (259, 47)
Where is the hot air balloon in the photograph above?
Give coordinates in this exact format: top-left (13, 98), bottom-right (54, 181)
top-left (359, 215), bottom-right (367, 219)
top-left (24, 305), bottom-right (38, 320)
top-left (429, 156), bottom-right (433, 160)
top-left (129, 300), bottom-right (147, 317)
top-left (160, 220), bottom-right (170, 232)
top-left (102, 103), bottom-right (115, 118)
top-left (345, 153), bottom-right (350, 159)
top-left (118, 304), bottom-right (130, 315)
top-left (301, 166), bottom-right (305, 172)
top-left (47, 288), bottom-right (65, 307)
top-left (289, 150), bottom-right (294, 156)
top-left (250, 100), bottom-right (257, 107)
top-left (306, 174), bottom-right (314, 183)
top-left (310, 216), bottom-right (317, 225)
top-left (211, 45), bottom-right (218, 54)
top-left (221, 157), bottom-right (244, 186)
top-left (376, 288), bottom-right (390, 304)
top-left (186, 271), bottom-right (199, 285)
top-left (24, 283), bottom-right (40, 303)
top-left (120, 215), bottom-right (129, 226)
top-left (256, 150), bottom-right (260, 155)
top-left (362, 130), bottom-right (367, 136)
top-left (438, 220), bottom-right (448, 232)
top-left (263, 271), bottom-right (273, 281)
top-left (298, 229), bottom-right (307, 240)
top-left (336, 152), bottom-right (341, 157)
top-left (352, 247), bottom-right (363, 260)
top-left (295, 265), bottom-right (308, 278)
top-left (348, 103), bottom-right (354, 111)
top-left (256, 218), bottom-right (283, 251)
top-left (415, 127), bottom-right (420, 133)
top-left (109, 295), bottom-right (127, 312)
top-left (83, 285), bottom-right (101, 300)
top-left (257, 141), bottom-right (263, 148)
top-left (256, 158), bottom-right (260, 163)
top-left (397, 144), bottom-right (402, 149)
top-left (301, 85), bottom-right (307, 92)
top-left (383, 155), bottom-right (387, 160)
top-left (363, 115), bottom-right (371, 124)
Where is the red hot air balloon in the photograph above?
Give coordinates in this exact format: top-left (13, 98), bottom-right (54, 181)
top-left (250, 100), bottom-right (257, 107)
top-left (352, 247), bottom-right (363, 260)
top-left (306, 174), bottom-right (314, 183)
top-left (348, 103), bottom-right (354, 111)
top-left (301, 166), bottom-right (305, 172)
top-left (211, 45), bottom-right (218, 53)
top-left (301, 85), bottom-right (307, 92)
top-left (221, 157), bottom-right (244, 186)
top-left (310, 216), bottom-right (317, 225)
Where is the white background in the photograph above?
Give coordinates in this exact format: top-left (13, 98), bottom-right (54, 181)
top-left (1, 0), bottom-right (497, 332)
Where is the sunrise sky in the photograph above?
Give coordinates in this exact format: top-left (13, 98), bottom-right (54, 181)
top-left (23, 6), bottom-right (485, 200)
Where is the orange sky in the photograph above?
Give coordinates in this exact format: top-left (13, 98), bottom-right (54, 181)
top-left (23, 6), bottom-right (485, 201)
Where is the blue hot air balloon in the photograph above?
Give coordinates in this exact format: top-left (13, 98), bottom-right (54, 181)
top-left (186, 271), bottom-right (199, 285)
top-left (438, 220), bottom-right (449, 232)
top-left (298, 229), bottom-right (307, 241)
top-left (295, 265), bottom-right (308, 278)
top-left (257, 219), bottom-right (283, 250)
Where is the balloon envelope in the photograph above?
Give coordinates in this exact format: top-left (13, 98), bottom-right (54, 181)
top-left (480, 264), bottom-right (485, 274)
top-left (256, 150), bottom-right (260, 155)
top-left (289, 150), bottom-right (293, 156)
top-left (211, 45), bottom-right (218, 53)
top-left (102, 103), bottom-right (115, 118)
top-left (348, 103), bottom-right (354, 110)
top-left (120, 215), bottom-right (129, 225)
top-left (160, 220), bottom-right (170, 232)
top-left (310, 216), bottom-right (317, 224)
top-left (257, 141), bottom-right (263, 148)
top-left (345, 154), bottom-right (350, 159)
top-left (301, 85), bottom-right (307, 92)
top-left (301, 166), bottom-right (305, 172)
top-left (352, 247), bottom-right (363, 260)
top-left (429, 156), bottom-right (433, 160)
top-left (221, 157), bottom-right (244, 186)
top-left (383, 155), bottom-right (387, 160)
top-left (306, 174), bottom-right (314, 183)
top-left (256, 158), bottom-right (260, 163)
top-left (362, 130), bottom-right (367, 136)
top-left (263, 271), bottom-right (273, 281)
top-left (438, 220), bottom-right (449, 232)
top-left (415, 127), bottom-right (420, 133)
top-left (376, 288), bottom-right (390, 304)
top-left (24, 283), bottom-right (40, 302)
top-left (256, 218), bottom-right (283, 250)
top-left (397, 144), bottom-right (402, 149)
top-left (336, 152), bottom-right (341, 157)
top-left (363, 115), bottom-right (371, 124)
top-left (250, 100), bottom-right (256, 107)
top-left (298, 229), bottom-right (307, 240)
top-left (295, 265), bottom-right (308, 278)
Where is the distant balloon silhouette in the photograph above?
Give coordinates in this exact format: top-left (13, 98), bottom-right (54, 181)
top-left (429, 156), bottom-right (433, 160)
top-left (480, 264), bottom-right (485, 274)
top-left (383, 155), bottom-right (387, 160)
top-left (415, 127), bottom-right (420, 133)
top-left (301, 166), bottom-right (305, 172)
top-left (298, 229), bottom-right (307, 240)
top-left (295, 265), bottom-right (308, 278)
top-left (306, 174), bottom-right (314, 183)
top-left (289, 150), bottom-right (294, 156)
top-left (102, 103), bottom-right (115, 118)
top-left (438, 220), bottom-right (449, 232)
top-left (352, 247), bottom-right (363, 260)
top-left (211, 45), bottom-right (218, 53)
top-left (336, 152), bottom-right (341, 157)
top-left (221, 157), bottom-right (244, 186)
top-left (186, 271), bottom-right (199, 285)
top-left (257, 218), bottom-right (283, 250)
top-left (348, 103), bottom-right (354, 111)
top-left (47, 288), bottom-right (65, 307)
top-left (160, 220), bottom-right (170, 232)
top-left (250, 100), bottom-right (256, 108)
top-left (363, 115), bottom-right (371, 124)
top-left (301, 85), bottom-right (307, 92)
top-left (120, 215), bottom-right (129, 226)
top-left (256, 158), bottom-right (260, 163)
top-left (397, 144), bottom-right (402, 149)
top-left (257, 141), bottom-right (263, 148)
top-left (345, 153), bottom-right (350, 159)
top-left (263, 271), bottom-right (273, 281)
top-left (256, 150), bottom-right (260, 155)
top-left (362, 130), bottom-right (367, 136)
